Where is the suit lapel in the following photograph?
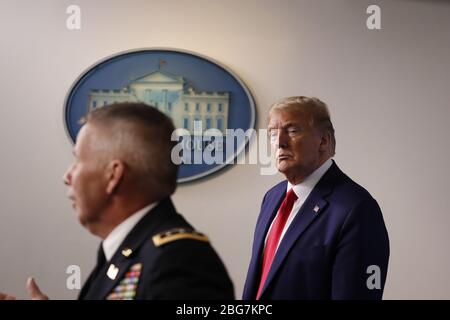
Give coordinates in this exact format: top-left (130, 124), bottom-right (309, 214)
top-left (259, 163), bottom-right (340, 298)
top-left (253, 184), bottom-right (287, 268)
top-left (80, 198), bottom-right (177, 300)
top-left (244, 182), bottom-right (286, 299)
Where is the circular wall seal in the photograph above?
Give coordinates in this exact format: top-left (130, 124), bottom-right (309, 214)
top-left (64, 48), bottom-right (256, 183)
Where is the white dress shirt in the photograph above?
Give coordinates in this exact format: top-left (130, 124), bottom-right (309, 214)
top-left (265, 158), bottom-right (333, 251)
top-left (102, 202), bottom-right (158, 261)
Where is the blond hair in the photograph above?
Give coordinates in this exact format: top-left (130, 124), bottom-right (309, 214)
top-left (270, 96), bottom-right (336, 155)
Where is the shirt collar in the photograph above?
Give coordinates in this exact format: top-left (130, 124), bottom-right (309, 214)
top-left (102, 202), bottom-right (158, 261)
top-left (287, 158), bottom-right (333, 199)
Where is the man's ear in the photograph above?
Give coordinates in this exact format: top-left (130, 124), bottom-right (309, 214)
top-left (105, 159), bottom-right (125, 195)
top-left (319, 131), bottom-right (331, 152)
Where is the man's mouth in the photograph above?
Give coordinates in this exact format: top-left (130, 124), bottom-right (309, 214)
top-left (278, 154), bottom-right (292, 160)
top-left (67, 194), bottom-right (76, 208)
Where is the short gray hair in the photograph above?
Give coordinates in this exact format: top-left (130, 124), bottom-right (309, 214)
top-left (270, 96), bottom-right (336, 155)
top-left (83, 102), bottom-right (178, 198)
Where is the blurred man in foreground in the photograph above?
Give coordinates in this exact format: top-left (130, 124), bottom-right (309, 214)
top-left (1, 102), bottom-right (234, 300)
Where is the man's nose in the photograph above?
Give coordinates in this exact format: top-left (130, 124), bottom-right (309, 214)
top-left (63, 166), bottom-right (72, 186)
top-left (276, 130), bottom-right (289, 149)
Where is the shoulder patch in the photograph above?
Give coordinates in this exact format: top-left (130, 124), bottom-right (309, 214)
top-left (152, 228), bottom-right (209, 247)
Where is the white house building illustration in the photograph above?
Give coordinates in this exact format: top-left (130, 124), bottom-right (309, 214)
top-left (87, 70), bottom-right (229, 134)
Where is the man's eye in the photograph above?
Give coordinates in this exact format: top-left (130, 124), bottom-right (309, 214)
top-left (287, 128), bottom-right (299, 134)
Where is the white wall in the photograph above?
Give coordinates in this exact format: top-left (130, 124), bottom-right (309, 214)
top-left (0, 0), bottom-right (449, 299)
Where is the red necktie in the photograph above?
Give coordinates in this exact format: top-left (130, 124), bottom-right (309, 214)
top-left (256, 188), bottom-right (298, 299)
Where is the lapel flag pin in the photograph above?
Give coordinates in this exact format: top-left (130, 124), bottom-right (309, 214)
top-left (121, 248), bottom-right (133, 257)
top-left (313, 205), bottom-right (320, 213)
top-left (107, 264), bottom-right (119, 280)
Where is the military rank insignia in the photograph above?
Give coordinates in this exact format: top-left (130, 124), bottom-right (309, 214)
top-left (152, 228), bottom-right (209, 247)
top-left (106, 263), bottom-right (142, 300)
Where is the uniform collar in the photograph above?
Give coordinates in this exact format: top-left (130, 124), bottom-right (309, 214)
top-left (102, 202), bottom-right (158, 261)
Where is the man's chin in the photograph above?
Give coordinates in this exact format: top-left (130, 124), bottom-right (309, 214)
top-left (277, 165), bottom-right (299, 182)
top-left (77, 213), bottom-right (103, 235)
top-left (276, 162), bottom-right (291, 175)
top-left (76, 211), bottom-right (91, 227)
top-left (78, 215), bottom-right (88, 227)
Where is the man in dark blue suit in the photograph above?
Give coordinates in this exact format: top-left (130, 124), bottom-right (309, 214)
top-left (243, 96), bottom-right (389, 300)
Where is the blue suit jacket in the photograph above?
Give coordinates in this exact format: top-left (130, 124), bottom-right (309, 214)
top-left (243, 162), bottom-right (389, 300)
